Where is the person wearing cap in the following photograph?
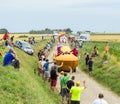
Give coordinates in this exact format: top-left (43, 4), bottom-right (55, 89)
top-left (92, 93), bottom-right (108, 104)
top-left (59, 71), bottom-right (64, 95)
top-left (70, 81), bottom-right (86, 104)
top-left (60, 66), bottom-right (72, 104)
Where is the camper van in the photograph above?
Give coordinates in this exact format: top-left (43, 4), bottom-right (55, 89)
top-left (52, 31), bottom-right (59, 39)
top-left (78, 33), bottom-right (90, 42)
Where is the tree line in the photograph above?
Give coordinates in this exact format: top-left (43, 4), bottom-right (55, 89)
top-left (0, 28), bottom-right (8, 34)
top-left (0, 28), bottom-right (73, 34)
top-left (29, 28), bottom-right (73, 34)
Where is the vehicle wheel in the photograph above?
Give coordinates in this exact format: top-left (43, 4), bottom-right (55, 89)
top-left (73, 69), bottom-right (76, 72)
top-left (58, 68), bottom-right (61, 72)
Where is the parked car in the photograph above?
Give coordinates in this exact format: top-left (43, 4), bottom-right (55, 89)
top-left (14, 40), bottom-right (34, 55)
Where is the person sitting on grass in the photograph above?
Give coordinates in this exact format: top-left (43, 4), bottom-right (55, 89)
top-left (3, 48), bottom-right (16, 66)
top-left (2, 48), bottom-right (20, 70)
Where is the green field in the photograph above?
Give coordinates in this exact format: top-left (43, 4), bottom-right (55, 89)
top-left (1, 35), bottom-right (120, 103)
top-left (0, 39), bottom-right (61, 104)
top-left (78, 41), bottom-right (120, 96)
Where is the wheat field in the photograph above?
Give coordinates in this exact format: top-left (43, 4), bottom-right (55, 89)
top-left (0, 34), bottom-right (52, 41)
top-left (91, 35), bottom-right (120, 42)
top-left (0, 34), bottom-right (120, 42)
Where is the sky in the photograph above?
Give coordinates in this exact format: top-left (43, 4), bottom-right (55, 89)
top-left (0, 0), bottom-right (120, 33)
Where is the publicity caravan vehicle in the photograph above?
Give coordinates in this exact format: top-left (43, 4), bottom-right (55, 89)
top-left (53, 32), bottom-right (79, 72)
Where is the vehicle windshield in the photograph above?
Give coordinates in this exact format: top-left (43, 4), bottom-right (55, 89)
top-left (80, 36), bottom-right (86, 39)
top-left (22, 43), bottom-right (31, 48)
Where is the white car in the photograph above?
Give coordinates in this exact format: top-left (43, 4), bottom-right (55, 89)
top-left (79, 33), bottom-right (90, 42)
top-left (14, 40), bottom-right (34, 55)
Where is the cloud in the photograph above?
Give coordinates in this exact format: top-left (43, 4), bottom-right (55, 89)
top-left (0, 0), bottom-right (120, 12)
top-left (0, 0), bottom-right (120, 32)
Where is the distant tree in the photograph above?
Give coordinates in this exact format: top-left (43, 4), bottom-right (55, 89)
top-left (64, 28), bottom-right (72, 34)
top-left (29, 28), bottom-right (73, 34)
top-left (85, 31), bottom-right (91, 33)
top-left (77, 31), bottom-right (83, 35)
top-left (0, 28), bottom-right (8, 34)
top-left (29, 28), bottom-right (53, 34)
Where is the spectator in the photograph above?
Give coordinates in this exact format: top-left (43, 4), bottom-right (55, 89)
top-left (92, 45), bottom-right (98, 57)
top-left (38, 50), bottom-right (42, 59)
top-left (92, 93), bottom-right (108, 104)
top-left (67, 76), bottom-right (75, 90)
top-left (51, 62), bottom-right (63, 72)
top-left (42, 36), bottom-right (44, 40)
top-left (59, 71), bottom-right (64, 95)
top-left (38, 58), bottom-right (42, 76)
top-left (88, 58), bottom-right (93, 76)
top-left (2, 32), bottom-right (9, 41)
top-left (43, 59), bottom-right (54, 82)
top-left (10, 36), bottom-right (14, 46)
top-left (85, 54), bottom-right (89, 68)
top-left (67, 76), bottom-right (75, 104)
top-left (50, 65), bottom-right (58, 92)
top-left (12, 59), bottom-right (20, 70)
top-left (41, 51), bottom-right (45, 61)
top-left (70, 81), bottom-right (86, 104)
top-left (105, 42), bottom-right (109, 53)
top-left (41, 58), bottom-right (46, 80)
top-left (10, 36), bottom-right (14, 42)
top-left (31, 37), bottom-right (35, 45)
top-left (61, 67), bottom-right (72, 104)
top-left (3, 48), bottom-right (16, 66)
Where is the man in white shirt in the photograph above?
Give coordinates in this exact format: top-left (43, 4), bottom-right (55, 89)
top-left (92, 93), bottom-right (108, 104)
top-left (41, 58), bottom-right (46, 80)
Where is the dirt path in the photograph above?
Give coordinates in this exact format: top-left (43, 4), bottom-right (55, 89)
top-left (48, 45), bottom-right (120, 104)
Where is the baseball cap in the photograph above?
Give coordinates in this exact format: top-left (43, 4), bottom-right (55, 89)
top-left (60, 71), bottom-right (64, 74)
top-left (76, 81), bottom-right (80, 86)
